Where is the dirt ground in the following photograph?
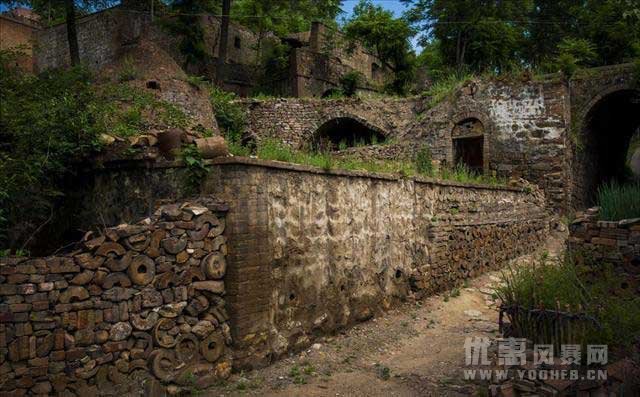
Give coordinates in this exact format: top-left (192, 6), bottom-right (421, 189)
top-left (203, 232), bottom-right (566, 397)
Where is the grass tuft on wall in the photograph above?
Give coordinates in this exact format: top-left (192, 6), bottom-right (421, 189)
top-left (597, 182), bottom-right (640, 221)
top-left (254, 139), bottom-right (505, 186)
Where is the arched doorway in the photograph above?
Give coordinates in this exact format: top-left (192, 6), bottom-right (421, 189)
top-left (311, 117), bottom-right (386, 152)
top-left (452, 118), bottom-right (486, 174)
top-left (574, 89), bottom-right (640, 207)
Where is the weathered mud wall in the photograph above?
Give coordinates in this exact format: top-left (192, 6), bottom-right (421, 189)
top-left (201, 158), bottom-right (550, 369)
top-left (0, 200), bottom-right (231, 396)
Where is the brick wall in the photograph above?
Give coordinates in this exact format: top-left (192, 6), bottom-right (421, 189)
top-left (0, 15), bottom-right (38, 72)
top-left (568, 208), bottom-right (640, 269)
top-left (0, 200), bottom-right (232, 396)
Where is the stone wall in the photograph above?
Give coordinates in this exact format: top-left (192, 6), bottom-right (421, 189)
top-left (34, 7), bottom-right (130, 72)
top-left (31, 8), bottom-right (390, 98)
top-left (239, 76), bottom-right (571, 211)
top-left (0, 200), bottom-right (232, 396)
top-left (70, 159), bottom-right (549, 370)
top-left (239, 97), bottom-right (420, 148)
top-left (33, 7), bottom-right (262, 95)
top-left (200, 158), bottom-right (550, 369)
top-left (568, 208), bottom-right (640, 270)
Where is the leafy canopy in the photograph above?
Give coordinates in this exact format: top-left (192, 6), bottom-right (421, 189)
top-left (343, 0), bottom-right (416, 94)
top-left (405, 0), bottom-right (640, 76)
top-left (231, 0), bottom-right (342, 35)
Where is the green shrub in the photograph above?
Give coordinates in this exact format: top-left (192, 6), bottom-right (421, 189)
top-left (414, 145), bottom-right (433, 176)
top-left (556, 53), bottom-right (579, 78)
top-left (495, 253), bottom-right (640, 349)
top-left (0, 51), bottom-right (102, 251)
top-left (422, 73), bottom-right (473, 107)
top-left (322, 89), bottom-right (346, 100)
top-left (339, 71), bottom-right (362, 97)
top-left (180, 144), bottom-right (209, 195)
top-left (597, 182), bottom-right (640, 221)
top-left (208, 86), bottom-right (246, 144)
top-left (0, 49), bottom-right (190, 252)
top-left (118, 56), bottom-right (140, 82)
top-left (257, 139), bottom-right (295, 162)
top-left (549, 38), bottom-right (597, 78)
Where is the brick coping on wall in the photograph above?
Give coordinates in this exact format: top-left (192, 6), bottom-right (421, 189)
top-left (98, 156), bottom-right (528, 193)
top-left (236, 96), bottom-right (420, 105)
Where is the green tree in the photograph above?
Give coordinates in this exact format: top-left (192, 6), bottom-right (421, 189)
top-left (525, 0), bottom-right (579, 67)
top-left (528, 0), bottom-right (639, 69)
top-left (343, 0), bottom-right (416, 94)
top-left (416, 39), bottom-right (448, 81)
top-left (577, 0), bottom-right (640, 65)
top-left (403, 0), bottom-right (533, 74)
top-left (162, 0), bottom-right (220, 68)
top-left (231, 0), bottom-right (342, 36)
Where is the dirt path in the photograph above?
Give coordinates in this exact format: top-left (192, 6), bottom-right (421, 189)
top-left (205, 232), bottom-right (566, 397)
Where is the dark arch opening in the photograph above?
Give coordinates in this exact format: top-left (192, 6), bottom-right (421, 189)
top-left (576, 89), bottom-right (640, 206)
top-left (312, 117), bottom-right (386, 152)
top-left (452, 118), bottom-right (485, 174)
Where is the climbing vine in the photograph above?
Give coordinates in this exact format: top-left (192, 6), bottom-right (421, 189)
top-left (180, 144), bottom-right (209, 195)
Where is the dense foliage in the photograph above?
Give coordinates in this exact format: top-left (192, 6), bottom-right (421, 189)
top-left (231, 0), bottom-right (342, 36)
top-left (0, 50), bottom-right (189, 253)
top-left (343, 0), bottom-right (416, 94)
top-left (404, 0), bottom-right (640, 78)
top-left (0, 51), bottom-right (102, 252)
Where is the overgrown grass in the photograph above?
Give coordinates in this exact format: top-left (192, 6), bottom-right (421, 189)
top-left (208, 85), bottom-right (246, 154)
top-left (118, 55), bottom-right (140, 82)
top-left (422, 73), bottom-right (473, 107)
top-left (495, 253), bottom-right (640, 349)
top-left (254, 139), bottom-right (505, 186)
top-left (597, 182), bottom-right (640, 221)
top-left (95, 83), bottom-right (188, 137)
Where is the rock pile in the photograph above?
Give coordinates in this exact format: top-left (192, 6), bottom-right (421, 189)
top-left (0, 199), bottom-right (231, 396)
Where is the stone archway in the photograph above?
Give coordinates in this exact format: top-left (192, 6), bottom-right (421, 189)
top-left (572, 86), bottom-right (640, 207)
top-left (449, 111), bottom-right (493, 174)
top-left (309, 115), bottom-right (388, 152)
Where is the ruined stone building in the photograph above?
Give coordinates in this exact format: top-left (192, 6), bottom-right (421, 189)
top-left (1, 2), bottom-right (392, 97)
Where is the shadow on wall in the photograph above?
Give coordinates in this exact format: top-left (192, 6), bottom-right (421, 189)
top-left (311, 117), bottom-right (386, 151)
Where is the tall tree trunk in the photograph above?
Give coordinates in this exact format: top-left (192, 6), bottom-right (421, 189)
top-left (216, 0), bottom-right (232, 83)
top-left (65, 0), bottom-right (80, 66)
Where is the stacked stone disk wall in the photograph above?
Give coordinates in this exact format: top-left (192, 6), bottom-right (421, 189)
top-left (202, 158), bottom-right (550, 368)
top-left (0, 200), bottom-right (231, 396)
